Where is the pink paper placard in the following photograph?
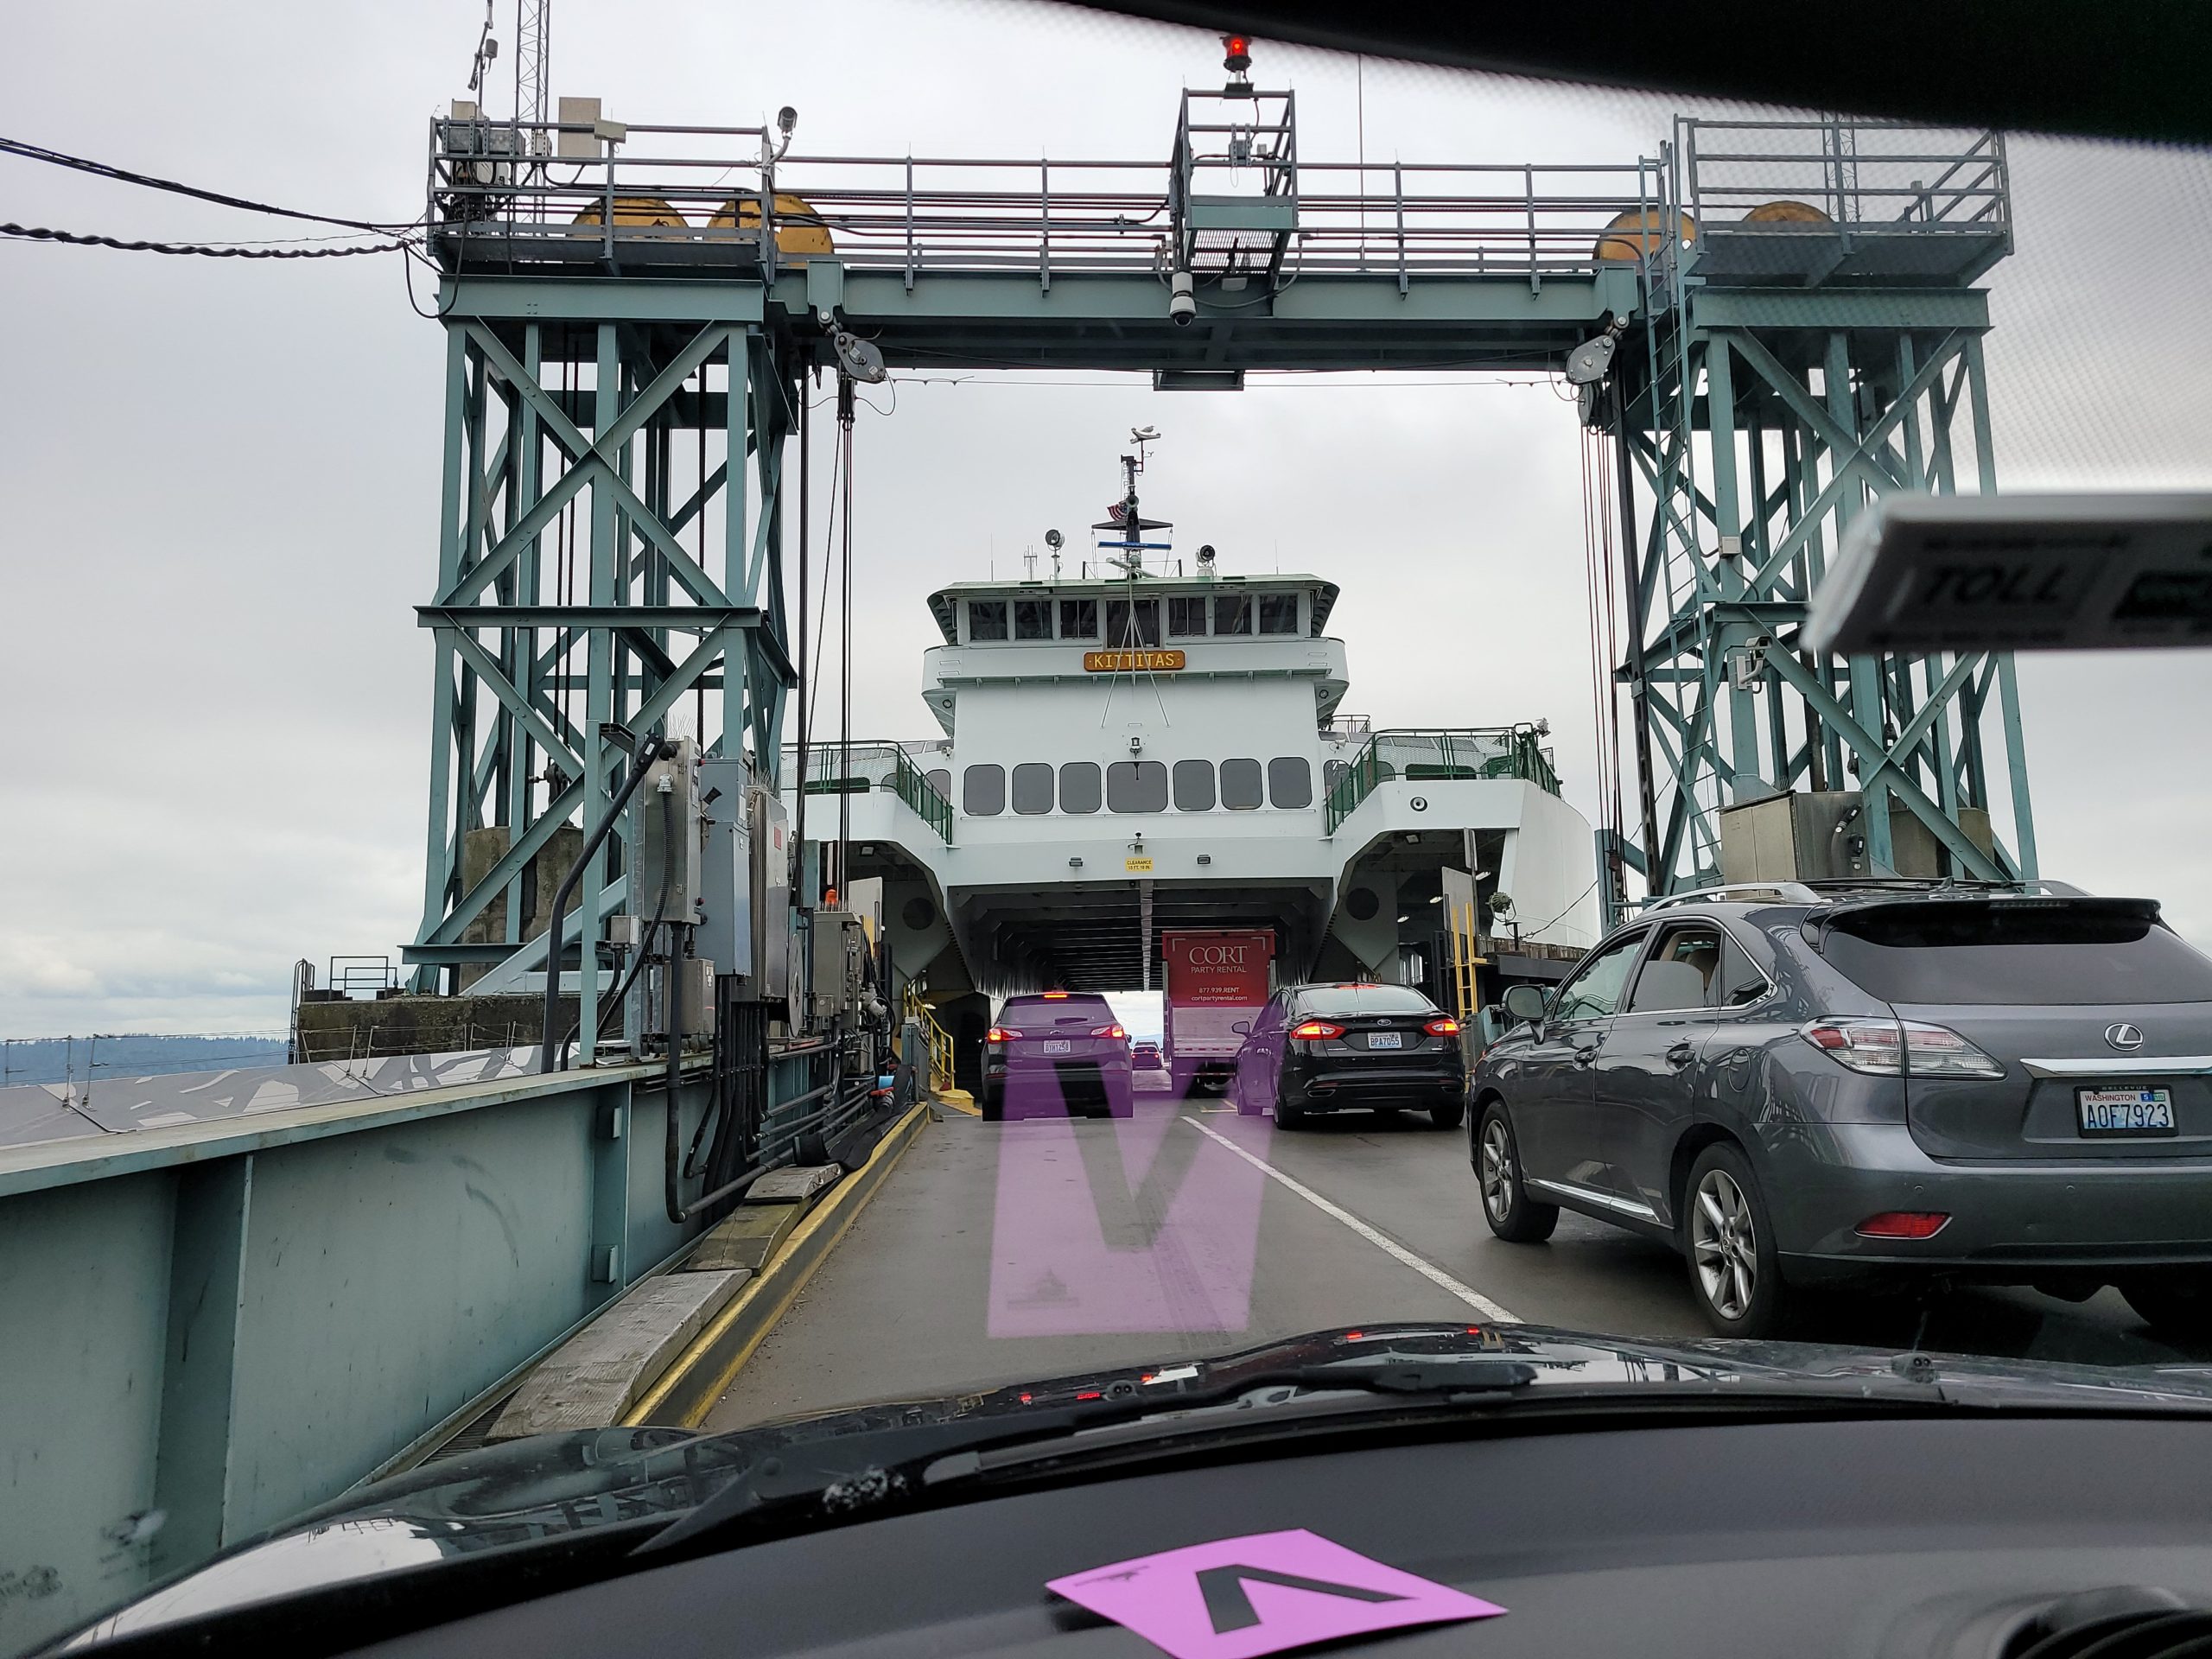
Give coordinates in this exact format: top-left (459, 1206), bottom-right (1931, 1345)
top-left (1046, 1528), bottom-right (1506, 1659)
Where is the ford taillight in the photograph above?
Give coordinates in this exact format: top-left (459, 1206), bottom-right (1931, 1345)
top-left (1289, 1020), bottom-right (1345, 1040)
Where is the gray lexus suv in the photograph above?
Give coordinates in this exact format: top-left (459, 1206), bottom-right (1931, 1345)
top-left (1470, 881), bottom-right (2212, 1338)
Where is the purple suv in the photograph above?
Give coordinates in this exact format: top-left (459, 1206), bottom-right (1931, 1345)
top-left (983, 992), bottom-right (1135, 1120)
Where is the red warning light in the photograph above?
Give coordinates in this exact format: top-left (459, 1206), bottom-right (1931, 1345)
top-left (1222, 33), bottom-right (1252, 74)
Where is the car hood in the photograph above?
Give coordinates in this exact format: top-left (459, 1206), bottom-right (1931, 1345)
top-left (61, 1323), bottom-right (2212, 1643)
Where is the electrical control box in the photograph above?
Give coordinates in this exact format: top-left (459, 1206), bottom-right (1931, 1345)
top-left (631, 740), bottom-right (702, 925)
top-left (697, 755), bottom-right (752, 982)
top-left (751, 785), bottom-right (792, 1006)
top-left (640, 956), bottom-right (717, 1039)
top-left (1719, 791), bottom-right (1874, 883)
top-left (1721, 789), bottom-right (1996, 883)
top-left (808, 909), bottom-right (870, 1017)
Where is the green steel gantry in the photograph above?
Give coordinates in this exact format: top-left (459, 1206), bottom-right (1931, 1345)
top-left (1605, 119), bottom-right (2032, 909)
top-left (406, 94), bottom-right (2034, 1005)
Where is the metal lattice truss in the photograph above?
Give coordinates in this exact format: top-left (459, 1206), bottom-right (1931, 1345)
top-left (406, 308), bottom-right (798, 1035)
top-left (1606, 120), bottom-right (2035, 900)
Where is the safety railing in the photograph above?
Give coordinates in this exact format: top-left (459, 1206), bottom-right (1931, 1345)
top-left (892, 747), bottom-right (955, 843)
top-left (1324, 727), bottom-right (1562, 835)
top-left (1681, 118), bottom-right (2008, 232)
top-left (327, 955), bottom-right (400, 995)
top-left (780, 741), bottom-right (953, 843)
top-left (426, 117), bottom-right (1662, 283)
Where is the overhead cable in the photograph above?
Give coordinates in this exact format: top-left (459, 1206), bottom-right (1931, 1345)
top-left (2, 221), bottom-right (415, 258)
top-left (0, 135), bottom-right (410, 233)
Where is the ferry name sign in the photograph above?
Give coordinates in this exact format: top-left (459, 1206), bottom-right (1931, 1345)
top-left (1084, 649), bottom-right (1185, 672)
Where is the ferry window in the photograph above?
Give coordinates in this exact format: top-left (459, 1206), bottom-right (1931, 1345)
top-left (969, 601), bottom-right (1008, 642)
top-left (963, 764), bottom-right (1005, 816)
top-left (1011, 762), bottom-right (1053, 814)
top-left (1058, 761), bottom-right (1102, 814)
top-left (1258, 594), bottom-right (1300, 634)
top-left (1058, 598), bottom-right (1097, 639)
top-left (1214, 594), bottom-right (1252, 635)
top-left (1323, 759), bottom-right (1348, 792)
top-left (1167, 596), bottom-right (1208, 638)
top-left (1173, 759), bottom-right (1216, 810)
top-left (925, 768), bottom-right (950, 801)
top-left (1107, 760), bottom-right (1167, 813)
top-left (1014, 600), bottom-right (1053, 641)
top-left (1268, 756), bottom-right (1314, 808)
top-left (1220, 757), bottom-right (1263, 810)
top-left (1107, 597), bottom-right (1160, 647)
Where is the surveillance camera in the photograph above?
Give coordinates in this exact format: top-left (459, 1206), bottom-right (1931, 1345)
top-left (1168, 270), bottom-right (1196, 327)
top-left (777, 106), bottom-right (798, 135)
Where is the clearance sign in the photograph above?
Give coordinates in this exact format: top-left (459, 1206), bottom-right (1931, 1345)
top-left (1084, 649), bottom-right (1185, 673)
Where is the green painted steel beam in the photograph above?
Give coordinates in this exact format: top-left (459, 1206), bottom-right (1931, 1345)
top-left (810, 268), bottom-right (1640, 327)
top-left (417, 605), bottom-right (763, 631)
top-left (441, 277), bottom-right (767, 321)
top-left (1688, 288), bottom-right (1991, 332)
top-left (0, 1063), bottom-right (660, 1200)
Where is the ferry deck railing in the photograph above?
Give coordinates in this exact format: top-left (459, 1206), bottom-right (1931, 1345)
top-left (1325, 727), bottom-right (1563, 836)
top-left (782, 742), bottom-right (954, 843)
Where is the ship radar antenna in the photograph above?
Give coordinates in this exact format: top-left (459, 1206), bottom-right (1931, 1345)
top-left (1091, 438), bottom-right (1173, 574)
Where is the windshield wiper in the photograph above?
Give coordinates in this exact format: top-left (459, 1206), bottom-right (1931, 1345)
top-left (631, 1356), bottom-right (1541, 1560)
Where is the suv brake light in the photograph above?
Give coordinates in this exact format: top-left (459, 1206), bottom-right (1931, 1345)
top-left (1424, 1016), bottom-right (1460, 1036)
top-left (1798, 1018), bottom-right (2004, 1078)
top-left (1289, 1020), bottom-right (1345, 1040)
top-left (1091, 1025), bottom-right (1126, 1039)
top-left (987, 1027), bottom-right (1020, 1044)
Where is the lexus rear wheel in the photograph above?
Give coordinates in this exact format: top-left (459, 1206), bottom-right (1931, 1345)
top-left (1683, 1143), bottom-right (1787, 1338)
top-left (1476, 1102), bottom-right (1556, 1243)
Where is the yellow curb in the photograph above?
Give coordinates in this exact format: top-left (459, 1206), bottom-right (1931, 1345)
top-left (623, 1102), bottom-right (930, 1428)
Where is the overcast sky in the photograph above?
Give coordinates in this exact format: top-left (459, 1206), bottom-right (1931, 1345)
top-left (3, 1), bottom-right (2208, 1037)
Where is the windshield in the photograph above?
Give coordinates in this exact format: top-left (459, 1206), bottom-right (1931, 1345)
top-left (4, 3), bottom-right (2210, 1652)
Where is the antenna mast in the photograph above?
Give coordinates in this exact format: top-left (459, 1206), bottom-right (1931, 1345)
top-left (514, 0), bottom-right (550, 152)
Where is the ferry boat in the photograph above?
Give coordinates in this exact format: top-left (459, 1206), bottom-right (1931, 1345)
top-left (792, 442), bottom-right (1600, 1063)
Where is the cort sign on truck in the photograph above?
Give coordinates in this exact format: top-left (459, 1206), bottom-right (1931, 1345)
top-left (1161, 929), bottom-right (1274, 1095)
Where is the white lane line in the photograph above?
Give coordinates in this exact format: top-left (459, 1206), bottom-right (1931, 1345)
top-left (1184, 1116), bottom-right (1519, 1324)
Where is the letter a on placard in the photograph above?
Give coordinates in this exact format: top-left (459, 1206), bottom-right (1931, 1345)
top-left (1046, 1529), bottom-right (1506, 1659)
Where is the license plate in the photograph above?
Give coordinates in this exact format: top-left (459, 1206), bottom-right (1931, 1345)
top-left (2077, 1087), bottom-right (2176, 1135)
top-left (1367, 1032), bottom-right (1403, 1050)
top-left (1042, 1039), bottom-right (1071, 1056)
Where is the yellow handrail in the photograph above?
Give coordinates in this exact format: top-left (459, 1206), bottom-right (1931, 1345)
top-left (1447, 899), bottom-right (1484, 1027)
top-left (902, 984), bottom-right (957, 1096)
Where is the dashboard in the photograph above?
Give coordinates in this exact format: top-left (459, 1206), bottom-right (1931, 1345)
top-left (341, 1414), bottom-right (2212, 1658)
